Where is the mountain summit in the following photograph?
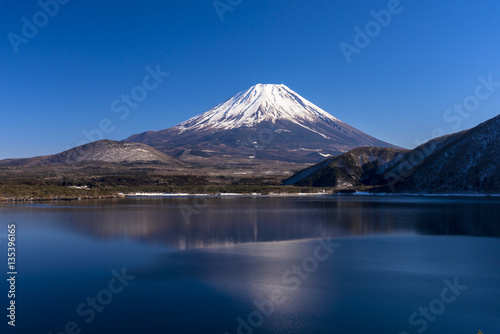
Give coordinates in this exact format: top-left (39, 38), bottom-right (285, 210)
top-left (176, 84), bottom-right (341, 133)
top-left (125, 84), bottom-right (399, 163)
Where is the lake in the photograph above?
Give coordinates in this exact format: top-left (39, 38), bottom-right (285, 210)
top-left (1, 195), bottom-right (499, 334)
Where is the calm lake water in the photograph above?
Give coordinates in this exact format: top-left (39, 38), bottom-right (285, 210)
top-left (1, 195), bottom-right (499, 334)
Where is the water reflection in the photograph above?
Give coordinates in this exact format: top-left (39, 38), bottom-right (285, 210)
top-left (4, 196), bottom-right (500, 250)
top-left (2, 196), bottom-right (500, 334)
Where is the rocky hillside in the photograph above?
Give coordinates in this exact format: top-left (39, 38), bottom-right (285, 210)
top-left (0, 140), bottom-right (184, 167)
top-left (384, 114), bottom-right (500, 194)
top-left (284, 146), bottom-right (407, 187)
top-left (286, 114), bottom-right (500, 194)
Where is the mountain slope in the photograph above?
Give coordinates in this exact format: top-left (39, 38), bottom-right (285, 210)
top-left (0, 140), bottom-right (183, 167)
top-left (175, 84), bottom-right (348, 132)
top-left (287, 114), bottom-right (500, 194)
top-left (377, 130), bottom-right (468, 189)
top-left (385, 114), bottom-right (500, 194)
top-left (125, 84), bottom-right (399, 163)
top-left (284, 147), bottom-right (408, 187)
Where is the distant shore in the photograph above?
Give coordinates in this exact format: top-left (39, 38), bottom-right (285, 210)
top-left (0, 184), bottom-right (331, 202)
top-left (124, 192), bottom-right (500, 198)
top-left (0, 191), bottom-right (331, 202)
top-left (122, 192), bottom-right (331, 198)
top-left (2, 190), bottom-right (499, 203)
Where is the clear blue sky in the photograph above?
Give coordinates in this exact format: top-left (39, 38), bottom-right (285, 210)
top-left (1, 0), bottom-right (500, 158)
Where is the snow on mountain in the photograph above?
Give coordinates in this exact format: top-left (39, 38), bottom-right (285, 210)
top-left (176, 84), bottom-right (341, 136)
top-left (284, 113), bottom-right (500, 194)
top-left (125, 83), bottom-right (399, 163)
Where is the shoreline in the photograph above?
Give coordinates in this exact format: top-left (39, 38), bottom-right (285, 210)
top-left (1, 191), bottom-right (499, 203)
top-left (121, 192), bottom-right (331, 198)
top-left (124, 192), bottom-right (500, 198)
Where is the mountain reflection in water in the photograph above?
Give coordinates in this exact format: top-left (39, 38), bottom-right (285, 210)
top-left (8, 196), bottom-right (500, 250)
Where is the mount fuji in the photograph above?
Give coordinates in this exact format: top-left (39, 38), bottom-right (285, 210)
top-left (125, 84), bottom-right (399, 163)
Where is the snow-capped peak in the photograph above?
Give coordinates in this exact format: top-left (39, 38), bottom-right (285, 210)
top-left (175, 84), bottom-right (342, 132)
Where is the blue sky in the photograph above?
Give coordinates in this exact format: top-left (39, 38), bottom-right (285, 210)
top-left (1, 0), bottom-right (500, 158)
